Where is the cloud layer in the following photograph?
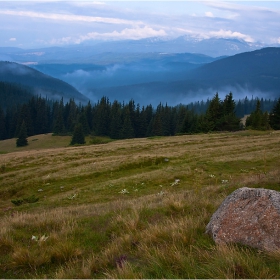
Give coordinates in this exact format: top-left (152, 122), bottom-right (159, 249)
top-left (0, 1), bottom-right (280, 48)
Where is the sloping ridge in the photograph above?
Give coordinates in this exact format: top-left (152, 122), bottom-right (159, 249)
top-left (0, 61), bottom-right (88, 103)
top-left (188, 47), bottom-right (280, 92)
top-left (93, 47), bottom-right (280, 104)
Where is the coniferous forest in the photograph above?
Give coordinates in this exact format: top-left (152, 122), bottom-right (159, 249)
top-left (0, 81), bottom-right (279, 142)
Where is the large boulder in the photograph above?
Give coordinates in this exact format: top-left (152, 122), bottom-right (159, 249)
top-left (206, 187), bottom-right (280, 251)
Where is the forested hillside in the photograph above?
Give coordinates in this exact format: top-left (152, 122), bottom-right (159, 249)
top-left (0, 82), bottom-right (34, 110)
top-left (0, 61), bottom-right (89, 104)
top-left (187, 47), bottom-right (280, 93)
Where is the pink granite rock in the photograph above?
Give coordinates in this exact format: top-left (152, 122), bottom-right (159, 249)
top-left (206, 187), bottom-right (280, 251)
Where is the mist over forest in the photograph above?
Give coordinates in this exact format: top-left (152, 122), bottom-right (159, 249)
top-left (29, 47), bottom-right (280, 107)
top-left (1, 44), bottom-right (280, 109)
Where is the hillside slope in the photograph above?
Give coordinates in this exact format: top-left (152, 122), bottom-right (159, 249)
top-left (0, 131), bottom-right (280, 278)
top-left (188, 47), bottom-right (280, 92)
top-left (0, 61), bottom-right (89, 104)
top-left (0, 81), bottom-right (34, 109)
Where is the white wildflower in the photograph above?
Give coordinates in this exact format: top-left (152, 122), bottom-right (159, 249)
top-left (32, 235), bottom-right (48, 243)
top-left (171, 179), bottom-right (180, 186)
top-left (157, 191), bottom-right (165, 196)
top-left (31, 235), bottom-right (38, 241)
top-left (240, 169), bottom-right (249, 173)
top-left (68, 193), bottom-right (77, 200)
top-left (119, 189), bottom-right (129, 194)
top-left (39, 235), bottom-right (48, 242)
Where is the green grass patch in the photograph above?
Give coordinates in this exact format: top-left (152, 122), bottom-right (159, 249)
top-left (1, 131), bottom-right (280, 278)
top-left (90, 136), bottom-right (115, 145)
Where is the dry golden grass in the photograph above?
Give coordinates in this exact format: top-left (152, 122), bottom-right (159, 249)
top-left (0, 130), bottom-right (280, 278)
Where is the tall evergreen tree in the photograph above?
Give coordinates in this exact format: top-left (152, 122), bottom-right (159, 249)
top-left (121, 106), bottom-right (134, 139)
top-left (162, 104), bottom-right (171, 136)
top-left (151, 103), bottom-right (164, 136)
top-left (16, 120), bottom-right (28, 147)
top-left (246, 99), bottom-right (270, 130)
top-left (134, 104), bottom-right (146, 138)
top-left (85, 101), bottom-right (93, 131)
top-left (52, 99), bottom-right (65, 135)
top-left (78, 111), bottom-right (90, 135)
top-left (95, 96), bottom-right (110, 136)
top-left (219, 92), bottom-right (240, 131)
top-left (16, 104), bottom-right (34, 136)
top-left (269, 98), bottom-right (280, 130)
top-left (109, 100), bottom-right (122, 139)
top-left (0, 107), bottom-right (7, 140)
top-left (181, 109), bottom-right (197, 134)
top-left (205, 93), bottom-right (223, 131)
top-left (64, 99), bottom-right (78, 132)
top-left (175, 105), bottom-right (188, 134)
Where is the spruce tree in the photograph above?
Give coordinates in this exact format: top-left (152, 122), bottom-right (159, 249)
top-left (16, 121), bottom-right (28, 147)
top-left (205, 93), bottom-right (223, 131)
top-left (53, 99), bottom-right (65, 135)
top-left (78, 111), bottom-right (90, 135)
top-left (121, 107), bottom-right (134, 139)
top-left (269, 98), bottom-right (280, 130)
top-left (70, 123), bottom-right (85, 145)
top-left (109, 101), bottom-right (122, 139)
top-left (0, 107), bottom-right (7, 140)
top-left (219, 92), bottom-right (240, 131)
top-left (246, 99), bottom-right (270, 130)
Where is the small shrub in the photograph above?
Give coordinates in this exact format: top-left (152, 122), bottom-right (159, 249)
top-left (90, 136), bottom-right (113, 145)
top-left (11, 195), bottom-right (39, 206)
top-left (11, 199), bottom-right (24, 206)
top-left (70, 123), bottom-right (85, 145)
top-left (24, 195), bottom-right (39, 204)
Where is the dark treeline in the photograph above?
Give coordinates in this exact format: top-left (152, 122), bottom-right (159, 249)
top-left (0, 88), bottom-right (279, 141)
top-left (187, 95), bottom-right (276, 117)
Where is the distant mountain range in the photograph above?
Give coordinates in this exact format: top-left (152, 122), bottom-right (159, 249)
top-left (82, 36), bottom-right (260, 57)
top-left (0, 36), bottom-right (272, 64)
top-left (0, 61), bottom-right (88, 103)
top-left (0, 45), bottom-right (279, 107)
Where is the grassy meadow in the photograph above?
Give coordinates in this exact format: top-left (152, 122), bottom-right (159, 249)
top-left (0, 130), bottom-right (280, 278)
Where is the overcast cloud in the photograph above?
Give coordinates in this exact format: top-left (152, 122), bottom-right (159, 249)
top-left (0, 1), bottom-right (280, 48)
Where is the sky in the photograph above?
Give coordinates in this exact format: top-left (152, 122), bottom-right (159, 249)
top-left (1, 1), bottom-right (280, 49)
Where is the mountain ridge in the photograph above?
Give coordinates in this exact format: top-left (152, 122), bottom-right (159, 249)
top-left (0, 61), bottom-right (89, 104)
top-left (84, 47), bottom-right (280, 105)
